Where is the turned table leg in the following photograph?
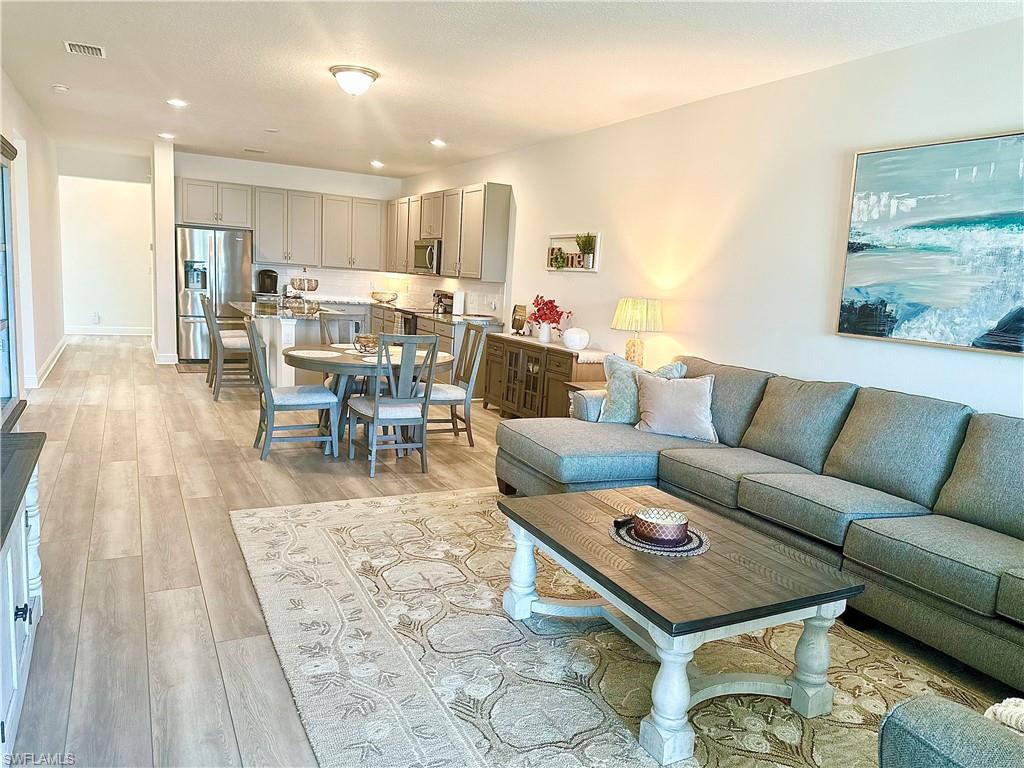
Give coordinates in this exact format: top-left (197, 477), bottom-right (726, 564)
top-left (502, 522), bottom-right (539, 619)
top-left (640, 629), bottom-right (699, 765)
top-left (787, 601), bottom-right (844, 717)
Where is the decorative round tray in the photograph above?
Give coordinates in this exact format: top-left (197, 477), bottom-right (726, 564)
top-left (610, 515), bottom-right (710, 557)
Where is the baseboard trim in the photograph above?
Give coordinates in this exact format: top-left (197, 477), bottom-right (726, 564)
top-left (23, 335), bottom-right (67, 389)
top-left (151, 338), bottom-right (178, 365)
top-left (64, 325), bottom-right (152, 336)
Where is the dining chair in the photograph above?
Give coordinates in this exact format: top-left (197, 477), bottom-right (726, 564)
top-left (246, 320), bottom-right (339, 460)
top-left (319, 311), bottom-right (362, 345)
top-left (346, 334), bottom-right (438, 478)
top-left (200, 294), bottom-right (253, 401)
top-left (420, 323), bottom-right (486, 446)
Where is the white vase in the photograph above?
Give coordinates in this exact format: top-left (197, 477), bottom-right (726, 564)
top-left (562, 327), bottom-right (590, 350)
top-left (537, 322), bottom-right (552, 343)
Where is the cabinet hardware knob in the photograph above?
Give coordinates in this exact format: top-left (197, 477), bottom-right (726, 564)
top-left (14, 602), bottom-right (30, 622)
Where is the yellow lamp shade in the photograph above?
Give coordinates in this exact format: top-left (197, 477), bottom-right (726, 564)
top-left (610, 297), bottom-right (663, 333)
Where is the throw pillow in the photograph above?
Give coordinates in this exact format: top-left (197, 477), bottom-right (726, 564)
top-left (635, 373), bottom-right (718, 442)
top-left (598, 355), bottom-right (686, 424)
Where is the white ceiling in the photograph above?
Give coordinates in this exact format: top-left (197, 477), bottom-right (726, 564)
top-left (2, 2), bottom-right (1020, 178)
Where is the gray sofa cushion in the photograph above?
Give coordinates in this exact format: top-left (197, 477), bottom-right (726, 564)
top-left (997, 568), bottom-right (1024, 626)
top-left (495, 418), bottom-right (723, 484)
top-left (738, 473), bottom-right (930, 547)
top-left (935, 413), bottom-right (1024, 540)
top-left (658, 447), bottom-right (811, 508)
top-left (844, 515), bottom-right (1024, 616)
top-left (675, 356), bottom-right (774, 447)
top-left (823, 388), bottom-right (972, 507)
top-left (739, 377), bottom-right (858, 472)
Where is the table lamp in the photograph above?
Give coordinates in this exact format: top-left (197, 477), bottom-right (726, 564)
top-left (611, 297), bottom-right (663, 366)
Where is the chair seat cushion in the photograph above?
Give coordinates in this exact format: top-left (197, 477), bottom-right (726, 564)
top-left (844, 515), bottom-right (1024, 616)
top-left (221, 335), bottom-right (251, 350)
top-left (495, 418), bottom-right (723, 485)
top-left (416, 382), bottom-right (467, 402)
top-left (271, 384), bottom-right (336, 407)
top-left (658, 447), bottom-right (812, 508)
top-left (997, 569), bottom-right (1024, 626)
top-left (348, 396), bottom-right (423, 420)
top-left (738, 473), bottom-right (930, 547)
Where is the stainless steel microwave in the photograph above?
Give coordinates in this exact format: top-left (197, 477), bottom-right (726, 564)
top-left (412, 238), bottom-right (442, 275)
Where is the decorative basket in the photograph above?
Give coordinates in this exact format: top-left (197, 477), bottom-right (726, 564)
top-left (632, 507), bottom-right (689, 546)
top-left (371, 291), bottom-right (399, 304)
top-left (354, 333), bottom-right (380, 353)
top-left (283, 297), bottom-right (320, 316)
top-left (290, 276), bottom-right (319, 292)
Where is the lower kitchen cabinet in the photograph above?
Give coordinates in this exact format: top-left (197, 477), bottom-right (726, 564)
top-left (483, 334), bottom-right (605, 418)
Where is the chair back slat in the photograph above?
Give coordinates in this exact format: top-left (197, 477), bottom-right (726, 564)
top-left (373, 334), bottom-right (438, 417)
top-left (453, 323), bottom-right (486, 394)
top-left (245, 320), bottom-right (273, 407)
top-left (320, 312), bottom-right (361, 344)
top-left (200, 294), bottom-right (222, 353)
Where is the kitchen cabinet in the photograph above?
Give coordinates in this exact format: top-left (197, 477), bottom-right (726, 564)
top-left (420, 191), bottom-right (443, 238)
top-left (394, 198), bottom-right (410, 273)
top-left (406, 195), bottom-right (421, 270)
top-left (370, 305), bottom-right (397, 335)
top-left (385, 200), bottom-right (399, 272)
top-left (179, 178), bottom-right (253, 228)
top-left (287, 191), bottom-right (322, 266)
top-left (351, 198), bottom-right (384, 271)
top-left (321, 195), bottom-right (353, 269)
top-left (440, 188), bottom-right (463, 277)
top-left (322, 196), bottom-right (384, 271)
top-left (483, 334), bottom-right (605, 418)
top-left (458, 182), bottom-right (511, 281)
top-left (253, 188), bottom-right (322, 266)
top-left (254, 187), bottom-right (288, 263)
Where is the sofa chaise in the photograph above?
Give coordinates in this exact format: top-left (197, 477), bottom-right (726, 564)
top-left (494, 356), bottom-right (1024, 690)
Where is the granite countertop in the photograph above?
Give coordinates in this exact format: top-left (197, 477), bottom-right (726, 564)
top-left (1, 432), bottom-right (46, 549)
top-left (230, 301), bottom-right (331, 320)
top-left (421, 313), bottom-right (504, 327)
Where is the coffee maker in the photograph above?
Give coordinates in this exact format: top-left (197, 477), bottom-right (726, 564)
top-left (256, 269), bottom-right (278, 295)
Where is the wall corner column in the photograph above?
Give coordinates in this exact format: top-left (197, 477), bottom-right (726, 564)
top-left (150, 141), bottom-right (177, 364)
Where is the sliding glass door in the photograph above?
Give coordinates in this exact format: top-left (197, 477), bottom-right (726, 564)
top-left (1, 137), bottom-right (19, 420)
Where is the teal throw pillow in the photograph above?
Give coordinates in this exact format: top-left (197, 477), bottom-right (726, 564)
top-left (598, 355), bottom-right (686, 424)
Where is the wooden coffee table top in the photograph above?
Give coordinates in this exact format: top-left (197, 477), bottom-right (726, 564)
top-left (497, 486), bottom-right (864, 636)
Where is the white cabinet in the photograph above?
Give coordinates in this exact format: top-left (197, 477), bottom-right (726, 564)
top-left (321, 195), bottom-right (353, 269)
top-left (440, 188), bottom-right (463, 277)
top-left (420, 191), bottom-right (443, 238)
top-left (394, 197), bottom-right (410, 273)
top-left (406, 195), bottom-right (421, 270)
top-left (459, 184), bottom-right (485, 280)
top-left (254, 188), bottom-right (321, 266)
top-left (179, 178), bottom-right (252, 228)
top-left (385, 200), bottom-right (399, 272)
top-left (322, 196), bottom-right (383, 271)
top-left (458, 182), bottom-right (511, 282)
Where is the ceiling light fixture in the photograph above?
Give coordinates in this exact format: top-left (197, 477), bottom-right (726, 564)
top-left (330, 65), bottom-right (379, 96)
top-left (52, 84), bottom-right (70, 95)
top-left (429, 138), bottom-right (447, 148)
top-left (166, 98), bottom-right (188, 108)
top-left (369, 160), bottom-right (385, 169)
top-left (264, 128), bottom-right (279, 133)
top-left (157, 132), bottom-right (175, 141)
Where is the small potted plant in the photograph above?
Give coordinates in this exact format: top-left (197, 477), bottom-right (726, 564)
top-left (575, 232), bottom-right (597, 269)
top-left (527, 295), bottom-right (571, 343)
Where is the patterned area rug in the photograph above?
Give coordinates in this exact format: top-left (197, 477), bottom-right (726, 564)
top-left (230, 488), bottom-right (991, 768)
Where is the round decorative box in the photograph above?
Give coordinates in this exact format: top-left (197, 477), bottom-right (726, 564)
top-left (562, 327), bottom-right (591, 351)
top-left (632, 507), bottom-right (689, 545)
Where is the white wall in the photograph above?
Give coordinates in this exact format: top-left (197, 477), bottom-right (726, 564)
top-left (402, 21), bottom-right (1024, 416)
top-left (57, 146), bottom-right (151, 184)
top-left (1, 71), bottom-right (65, 388)
top-left (151, 142), bottom-right (177, 363)
top-left (174, 153), bottom-right (401, 200)
top-left (58, 176), bottom-right (153, 334)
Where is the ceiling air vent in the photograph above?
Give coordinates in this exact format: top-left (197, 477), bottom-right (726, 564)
top-left (64, 41), bottom-right (106, 58)
top-left (243, 148), bottom-right (269, 154)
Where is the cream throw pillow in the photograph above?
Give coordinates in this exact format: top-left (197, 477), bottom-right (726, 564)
top-left (635, 373), bottom-right (718, 442)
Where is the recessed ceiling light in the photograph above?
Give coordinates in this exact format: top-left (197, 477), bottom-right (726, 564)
top-left (429, 138), bottom-right (447, 148)
top-left (52, 84), bottom-right (70, 95)
top-left (369, 160), bottom-right (385, 169)
top-left (166, 98), bottom-right (188, 108)
top-left (157, 132), bottom-right (175, 140)
top-left (330, 65), bottom-right (380, 96)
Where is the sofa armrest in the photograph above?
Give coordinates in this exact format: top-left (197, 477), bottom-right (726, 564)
top-left (879, 696), bottom-right (1024, 768)
top-left (570, 389), bottom-right (606, 422)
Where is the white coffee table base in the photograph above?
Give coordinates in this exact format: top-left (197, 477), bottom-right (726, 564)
top-left (502, 521), bottom-right (846, 766)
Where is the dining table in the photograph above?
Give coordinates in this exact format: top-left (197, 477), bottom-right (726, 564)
top-left (282, 343), bottom-right (455, 453)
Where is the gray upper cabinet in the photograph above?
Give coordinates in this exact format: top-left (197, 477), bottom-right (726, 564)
top-left (254, 187), bottom-right (288, 263)
top-left (385, 199), bottom-right (399, 272)
top-left (286, 190), bottom-right (322, 266)
top-left (351, 198), bottom-right (384, 271)
top-left (321, 195), bottom-right (353, 269)
top-left (458, 182), bottom-right (511, 282)
top-left (179, 178), bottom-right (252, 227)
top-left (406, 195), bottom-right (421, 269)
top-left (440, 188), bottom-right (463, 277)
top-left (420, 191), bottom-right (443, 238)
top-left (395, 197), bottom-right (410, 273)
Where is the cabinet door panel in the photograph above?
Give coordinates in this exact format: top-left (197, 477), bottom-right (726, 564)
top-left (351, 199), bottom-right (383, 271)
top-left (254, 188), bottom-right (288, 264)
top-left (0, 540), bottom-right (15, 744)
top-left (180, 179), bottom-right (219, 225)
top-left (321, 195), bottom-right (353, 269)
top-left (542, 369), bottom-right (571, 418)
top-left (421, 192), bottom-right (443, 238)
top-left (287, 191), bottom-right (322, 266)
top-left (407, 196), bottom-right (421, 270)
top-left (395, 198), bottom-right (410, 273)
top-left (440, 189), bottom-right (462, 277)
top-left (385, 200), bottom-right (399, 272)
top-left (459, 184), bottom-right (484, 279)
top-left (218, 183), bottom-right (253, 228)
top-left (519, 348), bottom-right (546, 417)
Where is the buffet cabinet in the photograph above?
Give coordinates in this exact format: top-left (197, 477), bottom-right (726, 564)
top-left (1, 433), bottom-right (44, 758)
top-left (483, 334), bottom-right (605, 418)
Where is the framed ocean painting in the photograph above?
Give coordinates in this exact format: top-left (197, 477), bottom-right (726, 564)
top-left (838, 133), bottom-right (1024, 354)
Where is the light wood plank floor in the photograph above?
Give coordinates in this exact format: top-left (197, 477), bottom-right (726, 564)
top-left (14, 335), bottom-right (503, 766)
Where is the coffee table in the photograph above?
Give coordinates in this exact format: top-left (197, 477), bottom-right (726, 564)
top-left (497, 486), bottom-right (864, 766)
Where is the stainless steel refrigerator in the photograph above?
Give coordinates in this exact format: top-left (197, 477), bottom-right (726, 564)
top-left (176, 226), bottom-right (252, 361)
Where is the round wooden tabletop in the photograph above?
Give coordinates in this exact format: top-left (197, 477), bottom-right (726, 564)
top-left (282, 343), bottom-right (455, 375)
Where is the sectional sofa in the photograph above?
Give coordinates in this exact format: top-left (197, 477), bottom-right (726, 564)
top-left (494, 356), bottom-right (1024, 691)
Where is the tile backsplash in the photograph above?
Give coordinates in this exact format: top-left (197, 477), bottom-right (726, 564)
top-left (258, 263), bottom-right (504, 313)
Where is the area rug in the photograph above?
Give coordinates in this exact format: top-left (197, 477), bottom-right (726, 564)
top-left (230, 487), bottom-right (991, 768)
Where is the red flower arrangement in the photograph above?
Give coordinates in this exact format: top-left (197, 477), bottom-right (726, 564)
top-left (527, 295), bottom-right (571, 331)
